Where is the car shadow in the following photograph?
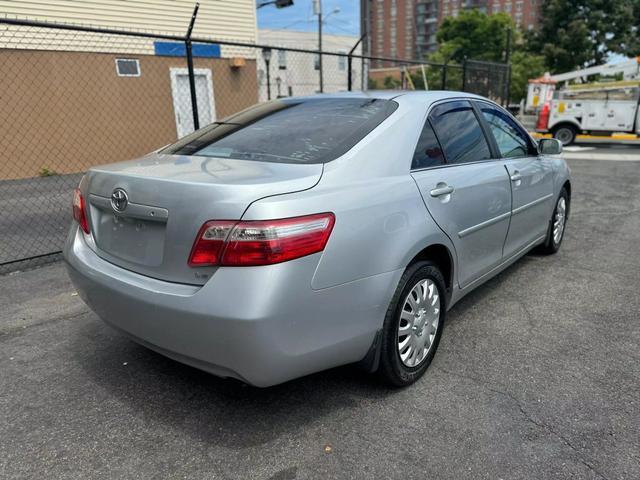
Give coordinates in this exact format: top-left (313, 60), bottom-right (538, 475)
top-left (72, 319), bottom-right (398, 450)
top-left (72, 252), bottom-right (537, 450)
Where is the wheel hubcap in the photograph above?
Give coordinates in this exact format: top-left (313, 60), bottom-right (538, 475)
top-left (397, 279), bottom-right (440, 368)
top-left (553, 197), bottom-right (566, 245)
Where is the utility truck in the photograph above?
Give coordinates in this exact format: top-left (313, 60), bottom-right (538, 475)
top-left (522, 57), bottom-right (640, 145)
top-left (536, 81), bottom-right (640, 145)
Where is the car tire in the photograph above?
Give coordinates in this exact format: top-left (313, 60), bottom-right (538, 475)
top-left (552, 125), bottom-right (577, 146)
top-left (378, 261), bottom-right (447, 387)
top-left (538, 188), bottom-right (569, 254)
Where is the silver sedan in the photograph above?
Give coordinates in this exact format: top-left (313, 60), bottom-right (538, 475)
top-left (64, 91), bottom-right (570, 387)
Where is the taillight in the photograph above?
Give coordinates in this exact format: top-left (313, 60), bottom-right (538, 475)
top-left (188, 220), bottom-right (236, 267)
top-left (188, 213), bottom-right (335, 267)
top-left (72, 188), bottom-right (90, 234)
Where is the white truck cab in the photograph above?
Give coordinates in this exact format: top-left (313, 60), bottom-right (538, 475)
top-left (537, 82), bottom-right (640, 145)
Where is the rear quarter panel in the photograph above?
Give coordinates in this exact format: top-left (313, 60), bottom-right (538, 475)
top-left (243, 174), bottom-right (454, 291)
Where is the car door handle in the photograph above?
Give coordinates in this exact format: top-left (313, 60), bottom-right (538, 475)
top-left (429, 185), bottom-right (454, 197)
top-left (510, 172), bottom-right (522, 182)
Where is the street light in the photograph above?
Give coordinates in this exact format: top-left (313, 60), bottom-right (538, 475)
top-left (257, 0), bottom-right (294, 8)
top-left (262, 47), bottom-right (272, 100)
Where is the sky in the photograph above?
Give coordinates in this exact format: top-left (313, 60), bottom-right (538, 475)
top-left (257, 0), bottom-right (360, 37)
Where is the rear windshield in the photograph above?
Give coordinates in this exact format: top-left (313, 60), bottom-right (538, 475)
top-left (161, 98), bottom-right (398, 164)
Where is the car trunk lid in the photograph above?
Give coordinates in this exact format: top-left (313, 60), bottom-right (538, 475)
top-left (83, 152), bottom-right (323, 285)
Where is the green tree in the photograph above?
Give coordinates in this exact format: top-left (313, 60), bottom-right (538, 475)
top-left (435, 9), bottom-right (514, 62)
top-left (625, 0), bottom-right (640, 55)
top-left (527, 0), bottom-right (638, 73)
top-left (428, 10), bottom-right (544, 102)
top-left (510, 51), bottom-right (546, 102)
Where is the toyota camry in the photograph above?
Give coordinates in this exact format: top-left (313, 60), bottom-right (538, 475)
top-left (64, 91), bottom-right (570, 387)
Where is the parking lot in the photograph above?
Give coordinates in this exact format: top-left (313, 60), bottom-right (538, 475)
top-left (1, 151), bottom-right (639, 479)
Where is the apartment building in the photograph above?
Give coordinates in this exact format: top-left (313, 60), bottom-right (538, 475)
top-left (364, 0), bottom-right (541, 63)
top-left (487, 0), bottom-right (541, 31)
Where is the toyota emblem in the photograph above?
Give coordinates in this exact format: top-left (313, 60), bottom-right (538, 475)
top-left (110, 188), bottom-right (129, 213)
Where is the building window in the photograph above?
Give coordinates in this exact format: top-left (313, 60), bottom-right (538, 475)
top-left (115, 58), bottom-right (140, 77)
top-left (338, 51), bottom-right (347, 71)
top-left (278, 50), bottom-right (287, 69)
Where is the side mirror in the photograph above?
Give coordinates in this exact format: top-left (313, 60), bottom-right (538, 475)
top-left (538, 138), bottom-right (563, 155)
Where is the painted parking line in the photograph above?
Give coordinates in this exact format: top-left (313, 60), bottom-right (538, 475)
top-left (563, 153), bottom-right (640, 161)
top-left (563, 146), bottom-right (596, 152)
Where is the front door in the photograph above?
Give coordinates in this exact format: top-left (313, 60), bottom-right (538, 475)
top-left (476, 102), bottom-right (555, 258)
top-left (411, 101), bottom-right (512, 288)
top-left (170, 68), bottom-right (216, 138)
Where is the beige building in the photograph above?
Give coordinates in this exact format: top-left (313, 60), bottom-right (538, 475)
top-left (0, 0), bottom-right (257, 46)
top-left (0, 1), bottom-right (260, 179)
top-left (257, 29), bottom-right (363, 101)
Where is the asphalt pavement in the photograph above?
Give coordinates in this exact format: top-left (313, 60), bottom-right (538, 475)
top-left (1, 152), bottom-right (639, 479)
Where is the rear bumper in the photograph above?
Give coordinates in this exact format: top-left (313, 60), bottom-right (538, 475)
top-left (63, 226), bottom-right (400, 386)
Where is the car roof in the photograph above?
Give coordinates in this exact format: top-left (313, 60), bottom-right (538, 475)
top-left (288, 90), bottom-right (490, 107)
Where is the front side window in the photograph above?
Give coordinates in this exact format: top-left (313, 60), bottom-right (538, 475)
top-left (480, 104), bottom-right (533, 158)
top-left (429, 101), bottom-right (491, 165)
top-left (161, 98), bottom-right (398, 164)
top-left (412, 120), bottom-right (445, 170)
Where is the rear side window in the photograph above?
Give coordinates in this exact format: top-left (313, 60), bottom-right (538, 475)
top-left (429, 101), bottom-right (491, 165)
top-left (412, 120), bottom-right (445, 169)
top-left (480, 104), bottom-right (534, 158)
top-left (161, 98), bottom-right (398, 164)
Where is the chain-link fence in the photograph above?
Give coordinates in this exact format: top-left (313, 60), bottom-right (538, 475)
top-left (462, 59), bottom-right (511, 104)
top-left (0, 17), bottom-right (510, 274)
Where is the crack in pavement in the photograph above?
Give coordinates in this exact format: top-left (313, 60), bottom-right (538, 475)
top-left (434, 365), bottom-right (612, 480)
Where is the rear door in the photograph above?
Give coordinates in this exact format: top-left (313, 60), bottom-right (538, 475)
top-left (411, 100), bottom-right (512, 288)
top-left (476, 101), bottom-right (554, 258)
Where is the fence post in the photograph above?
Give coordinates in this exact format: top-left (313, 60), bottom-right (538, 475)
top-left (505, 64), bottom-right (512, 107)
top-left (347, 32), bottom-right (366, 91)
top-left (185, 2), bottom-right (200, 131)
top-left (504, 27), bottom-right (512, 106)
top-left (461, 57), bottom-right (467, 92)
top-left (441, 63), bottom-right (447, 90)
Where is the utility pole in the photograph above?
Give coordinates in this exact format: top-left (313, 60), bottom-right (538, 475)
top-left (505, 27), bottom-right (512, 107)
top-left (314, 0), bottom-right (323, 92)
